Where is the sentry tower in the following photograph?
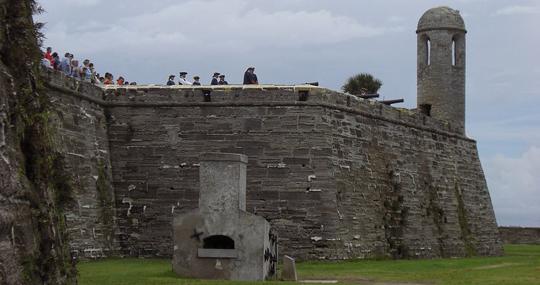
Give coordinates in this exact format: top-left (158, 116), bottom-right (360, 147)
top-left (417, 6), bottom-right (467, 134)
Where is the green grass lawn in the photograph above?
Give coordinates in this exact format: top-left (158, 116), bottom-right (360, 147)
top-left (78, 245), bottom-right (540, 285)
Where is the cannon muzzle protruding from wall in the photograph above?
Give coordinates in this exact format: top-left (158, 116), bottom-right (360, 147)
top-left (381, 99), bottom-right (405, 105)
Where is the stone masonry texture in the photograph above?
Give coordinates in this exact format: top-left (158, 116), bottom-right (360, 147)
top-left (44, 71), bottom-right (118, 259)
top-left (499, 227), bottom-right (540, 245)
top-left (42, 69), bottom-right (503, 261)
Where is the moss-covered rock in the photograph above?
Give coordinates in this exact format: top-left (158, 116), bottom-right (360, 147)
top-left (0, 0), bottom-right (76, 284)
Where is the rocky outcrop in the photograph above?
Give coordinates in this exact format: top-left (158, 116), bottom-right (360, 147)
top-left (0, 1), bottom-right (76, 284)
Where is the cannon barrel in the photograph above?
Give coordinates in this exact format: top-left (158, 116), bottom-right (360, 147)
top-left (358, 93), bottom-right (380, 99)
top-left (380, 99), bottom-right (404, 105)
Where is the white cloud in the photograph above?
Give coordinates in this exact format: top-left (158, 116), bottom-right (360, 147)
top-left (55, 0), bottom-right (101, 7)
top-left (469, 114), bottom-right (540, 145)
top-left (42, 0), bottom-right (395, 55)
top-left (485, 146), bottom-right (540, 226)
top-left (493, 5), bottom-right (539, 16)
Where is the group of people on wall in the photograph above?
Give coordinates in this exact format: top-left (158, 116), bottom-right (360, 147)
top-left (41, 47), bottom-right (136, 85)
top-left (41, 46), bottom-right (261, 87)
top-left (166, 67), bottom-right (259, 86)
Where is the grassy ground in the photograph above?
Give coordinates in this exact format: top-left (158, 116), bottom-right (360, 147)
top-left (78, 245), bottom-right (540, 285)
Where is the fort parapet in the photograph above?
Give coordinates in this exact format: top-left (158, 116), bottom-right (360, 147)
top-left (43, 68), bottom-right (502, 260)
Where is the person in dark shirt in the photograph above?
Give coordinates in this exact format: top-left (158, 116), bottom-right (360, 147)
top-left (51, 52), bottom-right (60, 70)
top-left (166, 75), bottom-right (175, 85)
top-left (251, 68), bottom-right (258, 84)
top-left (193, 76), bottom-right (201, 86)
top-left (243, 68), bottom-right (251, 84)
top-left (218, 74), bottom-right (228, 85)
top-left (210, 72), bottom-right (220, 85)
top-left (243, 67), bottom-right (258, 84)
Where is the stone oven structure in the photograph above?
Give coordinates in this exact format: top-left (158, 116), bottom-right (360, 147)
top-left (172, 153), bottom-right (277, 281)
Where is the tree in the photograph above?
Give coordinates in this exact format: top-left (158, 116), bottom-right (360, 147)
top-left (342, 73), bottom-right (383, 95)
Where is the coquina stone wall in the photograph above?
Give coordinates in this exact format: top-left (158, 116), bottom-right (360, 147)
top-left (43, 71), bottom-right (117, 259)
top-left (43, 70), bottom-right (503, 260)
top-left (499, 227), bottom-right (540, 244)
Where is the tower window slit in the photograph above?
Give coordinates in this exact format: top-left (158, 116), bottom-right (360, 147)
top-left (452, 39), bottom-right (456, 66)
top-left (426, 39), bottom-right (431, 65)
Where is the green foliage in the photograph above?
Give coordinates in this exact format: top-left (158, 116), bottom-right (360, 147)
top-left (16, 82), bottom-right (77, 284)
top-left (77, 245), bottom-right (540, 285)
top-left (0, 0), bottom-right (76, 283)
top-left (0, 0), bottom-right (43, 77)
top-left (455, 183), bottom-right (477, 257)
top-left (96, 160), bottom-right (115, 248)
top-left (426, 186), bottom-right (446, 257)
top-left (381, 168), bottom-right (407, 259)
top-left (342, 73), bottom-right (383, 95)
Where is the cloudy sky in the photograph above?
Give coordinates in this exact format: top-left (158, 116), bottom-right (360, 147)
top-left (35, 0), bottom-right (540, 227)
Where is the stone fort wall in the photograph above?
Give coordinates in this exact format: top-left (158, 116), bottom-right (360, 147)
top-left (44, 71), bottom-right (117, 258)
top-left (43, 70), bottom-right (502, 260)
top-left (499, 227), bottom-right (540, 245)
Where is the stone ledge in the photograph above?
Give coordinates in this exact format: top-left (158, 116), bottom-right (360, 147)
top-left (103, 84), bottom-right (320, 92)
top-left (200, 153), bottom-right (248, 164)
top-left (197, 248), bottom-right (238, 259)
top-left (42, 68), bottom-right (473, 142)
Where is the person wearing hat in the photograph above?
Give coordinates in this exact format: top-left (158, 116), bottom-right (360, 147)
top-left (243, 67), bottom-right (258, 85)
top-left (166, 75), bottom-right (176, 85)
top-left (192, 76), bottom-right (201, 86)
top-left (210, 72), bottom-right (220, 85)
top-left (218, 74), bottom-right (228, 85)
top-left (178, 72), bottom-right (192, 85)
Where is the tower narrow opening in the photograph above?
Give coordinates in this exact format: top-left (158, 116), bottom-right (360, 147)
top-left (426, 38), bottom-right (431, 65)
top-left (419, 104), bottom-right (432, 116)
top-left (452, 38), bottom-right (456, 66)
top-left (203, 235), bottom-right (235, 249)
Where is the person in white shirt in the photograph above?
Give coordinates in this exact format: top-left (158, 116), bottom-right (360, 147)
top-left (41, 57), bottom-right (52, 69)
top-left (59, 53), bottom-right (71, 75)
top-left (178, 72), bottom-right (192, 85)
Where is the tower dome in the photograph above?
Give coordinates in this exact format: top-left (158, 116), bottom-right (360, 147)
top-left (417, 6), bottom-right (466, 33)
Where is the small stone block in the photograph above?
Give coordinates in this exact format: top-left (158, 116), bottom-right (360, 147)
top-left (197, 248), bottom-right (238, 259)
top-left (281, 255), bottom-right (297, 281)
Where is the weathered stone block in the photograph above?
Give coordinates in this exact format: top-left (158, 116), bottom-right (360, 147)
top-left (281, 255), bottom-right (297, 281)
